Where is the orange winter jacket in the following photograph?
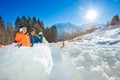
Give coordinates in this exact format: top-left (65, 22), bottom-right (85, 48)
top-left (0, 44), bottom-right (2, 48)
top-left (15, 32), bottom-right (31, 47)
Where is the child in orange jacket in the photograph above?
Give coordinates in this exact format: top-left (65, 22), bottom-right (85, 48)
top-left (15, 26), bottom-right (31, 47)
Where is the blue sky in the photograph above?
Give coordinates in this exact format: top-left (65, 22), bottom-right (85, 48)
top-left (0, 0), bottom-right (120, 27)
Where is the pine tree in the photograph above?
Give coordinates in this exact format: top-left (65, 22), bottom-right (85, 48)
top-left (45, 27), bottom-right (50, 42)
top-left (28, 16), bottom-right (32, 27)
top-left (53, 26), bottom-right (58, 42)
top-left (6, 22), bottom-right (15, 44)
top-left (115, 15), bottom-right (119, 21)
top-left (15, 17), bottom-right (21, 31)
top-left (31, 17), bottom-right (37, 32)
top-left (0, 16), bottom-right (6, 44)
top-left (21, 15), bottom-right (26, 25)
top-left (21, 16), bottom-right (29, 30)
top-left (33, 19), bottom-right (42, 34)
top-left (32, 17), bottom-right (37, 25)
top-left (50, 26), bottom-right (58, 42)
top-left (37, 19), bottom-right (42, 31)
top-left (111, 15), bottom-right (120, 25)
top-left (0, 16), bottom-right (5, 29)
top-left (38, 20), bottom-right (45, 35)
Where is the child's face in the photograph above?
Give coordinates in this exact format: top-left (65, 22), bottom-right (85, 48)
top-left (31, 31), bottom-right (35, 36)
top-left (22, 28), bottom-right (27, 33)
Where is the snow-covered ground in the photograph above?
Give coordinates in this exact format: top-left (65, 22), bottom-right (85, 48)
top-left (0, 25), bottom-right (120, 80)
top-left (0, 43), bottom-right (53, 80)
top-left (49, 25), bottom-right (120, 80)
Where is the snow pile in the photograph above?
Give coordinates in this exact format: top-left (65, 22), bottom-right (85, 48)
top-left (0, 43), bottom-right (53, 80)
top-left (49, 26), bottom-right (120, 80)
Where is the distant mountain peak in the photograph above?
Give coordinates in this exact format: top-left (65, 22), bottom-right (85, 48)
top-left (54, 22), bottom-right (106, 40)
top-left (54, 22), bottom-right (78, 28)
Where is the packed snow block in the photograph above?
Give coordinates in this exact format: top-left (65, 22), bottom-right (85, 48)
top-left (0, 43), bottom-right (53, 80)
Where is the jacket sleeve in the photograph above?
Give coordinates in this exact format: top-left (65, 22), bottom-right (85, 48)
top-left (35, 35), bottom-right (42, 43)
top-left (15, 33), bottom-right (22, 42)
top-left (38, 37), bottom-right (42, 43)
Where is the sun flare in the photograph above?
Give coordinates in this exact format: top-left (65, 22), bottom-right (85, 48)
top-left (86, 9), bottom-right (97, 21)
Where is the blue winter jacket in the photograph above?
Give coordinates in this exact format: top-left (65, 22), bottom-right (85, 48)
top-left (30, 34), bottom-right (42, 46)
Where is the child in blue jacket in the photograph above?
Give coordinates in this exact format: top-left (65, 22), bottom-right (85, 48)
top-left (30, 29), bottom-right (42, 46)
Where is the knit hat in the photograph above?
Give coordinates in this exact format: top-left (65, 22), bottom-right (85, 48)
top-left (19, 26), bottom-right (27, 32)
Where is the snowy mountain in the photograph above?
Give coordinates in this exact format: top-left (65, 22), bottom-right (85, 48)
top-left (54, 22), bottom-right (105, 40)
top-left (54, 22), bottom-right (79, 40)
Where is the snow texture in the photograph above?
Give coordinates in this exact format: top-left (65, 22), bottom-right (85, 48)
top-left (49, 25), bottom-right (120, 80)
top-left (0, 43), bottom-right (53, 80)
